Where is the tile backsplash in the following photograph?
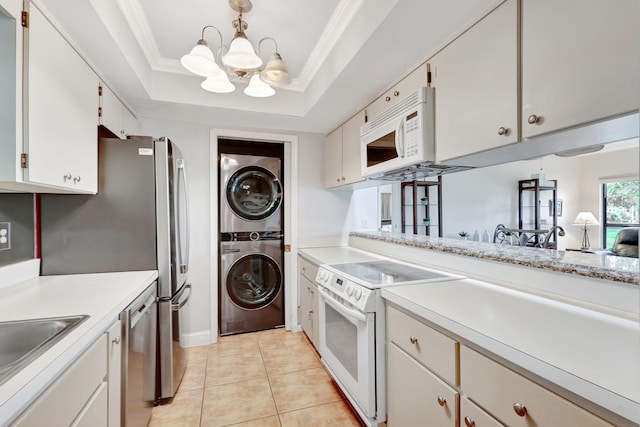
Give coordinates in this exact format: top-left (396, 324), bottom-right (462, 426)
top-left (0, 194), bottom-right (35, 267)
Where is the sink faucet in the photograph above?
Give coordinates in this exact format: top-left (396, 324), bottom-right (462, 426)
top-left (542, 226), bottom-right (565, 248)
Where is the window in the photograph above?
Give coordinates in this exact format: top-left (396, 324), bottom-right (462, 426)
top-left (602, 179), bottom-right (639, 249)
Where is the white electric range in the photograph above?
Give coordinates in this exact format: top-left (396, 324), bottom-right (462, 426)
top-left (315, 259), bottom-right (464, 426)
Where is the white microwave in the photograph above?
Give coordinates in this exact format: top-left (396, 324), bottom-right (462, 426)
top-left (360, 87), bottom-right (435, 178)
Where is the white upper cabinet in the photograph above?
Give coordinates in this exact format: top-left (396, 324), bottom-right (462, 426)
top-left (323, 109), bottom-right (367, 189)
top-left (521, 0), bottom-right (640, 139)
top-left (99, 82), bottom-right (138, 139)
top-left (366, 63), bottom-right (428, 121)
top-left (23, 1), bottom-right (98, 193)
top-left (431, 0), bottom-right (518, 162)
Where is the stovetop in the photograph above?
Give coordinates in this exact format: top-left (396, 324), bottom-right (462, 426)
top-left (328, 260), bottom-right (455, 286)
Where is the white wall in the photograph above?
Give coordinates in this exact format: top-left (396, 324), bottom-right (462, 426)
top-left (441, 144), bottom-right (639, 249)
top-left (139, 118), bottom-right (355, 342)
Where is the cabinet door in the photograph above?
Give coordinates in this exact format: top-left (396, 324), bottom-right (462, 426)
top-left (299, 273), bottom-right (314, 340)
top-left (387, 343), bottom-right (458, 427)
top-left (106, 320), bottom-right (122, 427)
top-left (431, 0), bottom-right (518, 162)
top-left (460, 396), bottom-right (505, 427)
top-left (366, 63), bottom-right (428, 120)
top-left (323, 127), bottom-right (343, 188)
top-left (521, 0), bottom-right (640, 139)
top-left (0, 0), bottom-right (23, 185)
top-left (100, 82), bottom-right (138, 139)
top-left (71, 382), bottom-right (108, 427)
top-left (24, 1), bottom-right (98, 193)
top-left (341, 110), bottom-right (365, 185)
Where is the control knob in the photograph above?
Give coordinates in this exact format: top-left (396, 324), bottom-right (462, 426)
top-left (345, 284), bottom-right (354, 296)
top-left (353, 288), bottom-right (362, 300)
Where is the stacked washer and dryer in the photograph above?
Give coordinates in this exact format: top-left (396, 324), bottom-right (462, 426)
top-left (219, 151), bottom-right (285, 336)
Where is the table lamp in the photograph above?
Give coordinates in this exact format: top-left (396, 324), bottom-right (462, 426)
top-left (573, 212), bottom-right (599, 250)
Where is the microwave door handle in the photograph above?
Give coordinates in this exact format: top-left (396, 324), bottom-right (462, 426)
top-left (395, 118), bottom-right (405, 158)
top-left (318, 287), bottom-right (367, 324)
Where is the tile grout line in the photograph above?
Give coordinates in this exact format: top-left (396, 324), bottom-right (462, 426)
top-left (257, 335), bottom-right (284, 426)
top-left (198, 344), bottom-right (210, 427)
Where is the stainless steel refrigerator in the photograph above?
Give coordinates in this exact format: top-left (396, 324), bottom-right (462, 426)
top-left (40, 135), bottom-right (191, 403)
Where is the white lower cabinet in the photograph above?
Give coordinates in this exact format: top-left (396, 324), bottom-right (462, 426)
top-left (460, 396), bottom-right (504, 427)
top-left (12, 334), bottom-right (108, 426)
top-left (298, 255), bottom-right (319, 348)
top-left (460, 345), bottom-right (612, 427)
top-left (12, 319), bottom-right (123, 427)
top-left (387, 343), bottom-right (459, 426)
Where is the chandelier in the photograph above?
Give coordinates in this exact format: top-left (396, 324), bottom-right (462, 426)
top-left (180, 0), bottom-right (292, 97)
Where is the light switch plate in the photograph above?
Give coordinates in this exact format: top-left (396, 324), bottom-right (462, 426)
top-left (0, 222), bottom-right (11, 250)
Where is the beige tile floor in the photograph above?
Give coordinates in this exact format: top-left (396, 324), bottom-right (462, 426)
top-left (149, 328), bottom-right (363, 427)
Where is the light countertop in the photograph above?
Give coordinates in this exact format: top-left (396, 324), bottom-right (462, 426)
top-left (351, 231), bottom-right (639, 284)
top-left (298, 246), bottom-right (385, 266)
top-left (0, 270), bottom-right (158, 426)
top-left (382, 280), bottom-right (640, 424)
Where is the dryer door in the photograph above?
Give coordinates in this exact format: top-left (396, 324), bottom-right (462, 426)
top-left (225, 166), bottom-right (282, 221)
top-left (226, 253), bottom-right (282, 310)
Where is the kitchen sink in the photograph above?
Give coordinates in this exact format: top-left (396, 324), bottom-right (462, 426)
top-left (0, 315), bottom-right (89, 386)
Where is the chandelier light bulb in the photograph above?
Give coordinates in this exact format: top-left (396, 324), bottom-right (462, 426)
top-left (244, 73), bottom-right (275, 97)
top-left (222, 36), bottom-right (262, 69)
top-left (181, 41), bottom-right (219, 77)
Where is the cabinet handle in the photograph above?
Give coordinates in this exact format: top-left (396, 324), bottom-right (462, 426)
top-left (527, 114), bottom-right (541, 124)
top-left (63, 172), bottom-right (72, 182)
top-left (385, 96), bottom-right (391, 102)
top-left (73, 175), bottom-right (81, 184)
top-left (393, 90), bottom-right (399, 97)
top-left (409, 336), bottom-right (418, 344)
top-left (437, 396), bottom-right (446, 407)
top-left (513, 402), bottom-right (527, 417)
top-left (112, 336), bottom-right (121, 345)
top-left (464, 416), bottom-right (476, 427)
top-left (497, 126), bottom-right (510, 136)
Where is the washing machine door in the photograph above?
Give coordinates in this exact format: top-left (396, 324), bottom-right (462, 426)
top-left (227, 253), bottom-right (282, 309)
top-left (225, 166), bottom-right (282, 221)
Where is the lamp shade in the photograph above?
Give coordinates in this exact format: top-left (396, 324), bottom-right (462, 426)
top-left (260, 52), bottom-right (292, 86)
top-left (244, 73), bottom-right (275, 97)
top-left (573, 211), bottom-right (599, 226)
top-left (222, 35), bottom-right (262, 69)
top-left (181, 41), bottom-right (219, 76)
top-left (201, 70), bottom-right (235, 93)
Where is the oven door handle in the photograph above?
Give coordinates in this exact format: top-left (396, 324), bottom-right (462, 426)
top-left (318, 287), bottom-right (367, 324)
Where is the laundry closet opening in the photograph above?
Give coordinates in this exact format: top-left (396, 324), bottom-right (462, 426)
top-left (217, 139), bottom-right (285, 336)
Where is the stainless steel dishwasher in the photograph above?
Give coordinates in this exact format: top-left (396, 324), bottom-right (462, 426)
top-left (121, 282), bottom-right (157, 427)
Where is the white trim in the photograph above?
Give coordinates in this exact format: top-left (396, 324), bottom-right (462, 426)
top-left (180, 330), bottom-right (212, 348)
top-left (209, 128), bottom-right (299, 343)
top-left (598, 175), bottom-right (640, 185)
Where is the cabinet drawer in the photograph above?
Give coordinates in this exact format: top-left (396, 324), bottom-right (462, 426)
top-left (460, 396), bottom-right (504, 427)
top-left (13, 334), bottom-right (108, 426)
top-left (299, 256), bottom-right (319, 282)
top-left (387, 343), bottom-right (458, 427)
top-left (460, 346), bottom-right (612, 427)
top-left (387, 305), bottom-right (458, 385)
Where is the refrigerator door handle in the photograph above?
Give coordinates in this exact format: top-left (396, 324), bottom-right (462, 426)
top-left (177, 159), bottom-right (190, 274)
top-left (171, 283), bottom-right (192, 311)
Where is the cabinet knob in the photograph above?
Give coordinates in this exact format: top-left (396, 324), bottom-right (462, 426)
top-left (342, 176), bottom-right (346, 181)
top-left (527, 114), bottom-right (541, 124)
top-left (437, 396), bottom-right (446, 407)
top-left (409, 336), bottom-right (418, 344)
top-left (393, 90), bottom-right (399, 97)
top-left (497, 126), bottom-right (510, 136)
top-left (385, 96), bottom-right (391, 102)
top-left (336, 178), bottom-right (341, 183)
top-left (120, 129), bottom-right (126, 135)
top-left (73, 175), bottom-right (81, 184)
top-left (464, 416), bottom-right (476, 427)
top-left (513, 402), bottom-right (527, 417)
top-left (63, 173), bottom-right (72, 182)
top-left (112, 336), bottom-right (121, 345)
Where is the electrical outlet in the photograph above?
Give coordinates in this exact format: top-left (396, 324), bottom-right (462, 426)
top-left (0, 222), bottom-right (10, 251)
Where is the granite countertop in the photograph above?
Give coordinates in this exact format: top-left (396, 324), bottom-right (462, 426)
top-left (350, 231), bottom-right (639, 284)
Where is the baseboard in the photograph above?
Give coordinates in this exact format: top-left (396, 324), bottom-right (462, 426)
top-left (180, 330), bottom-right (212, 348)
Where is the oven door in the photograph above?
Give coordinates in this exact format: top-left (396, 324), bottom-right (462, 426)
top-left (318, 287), bottom-right (376, 418)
